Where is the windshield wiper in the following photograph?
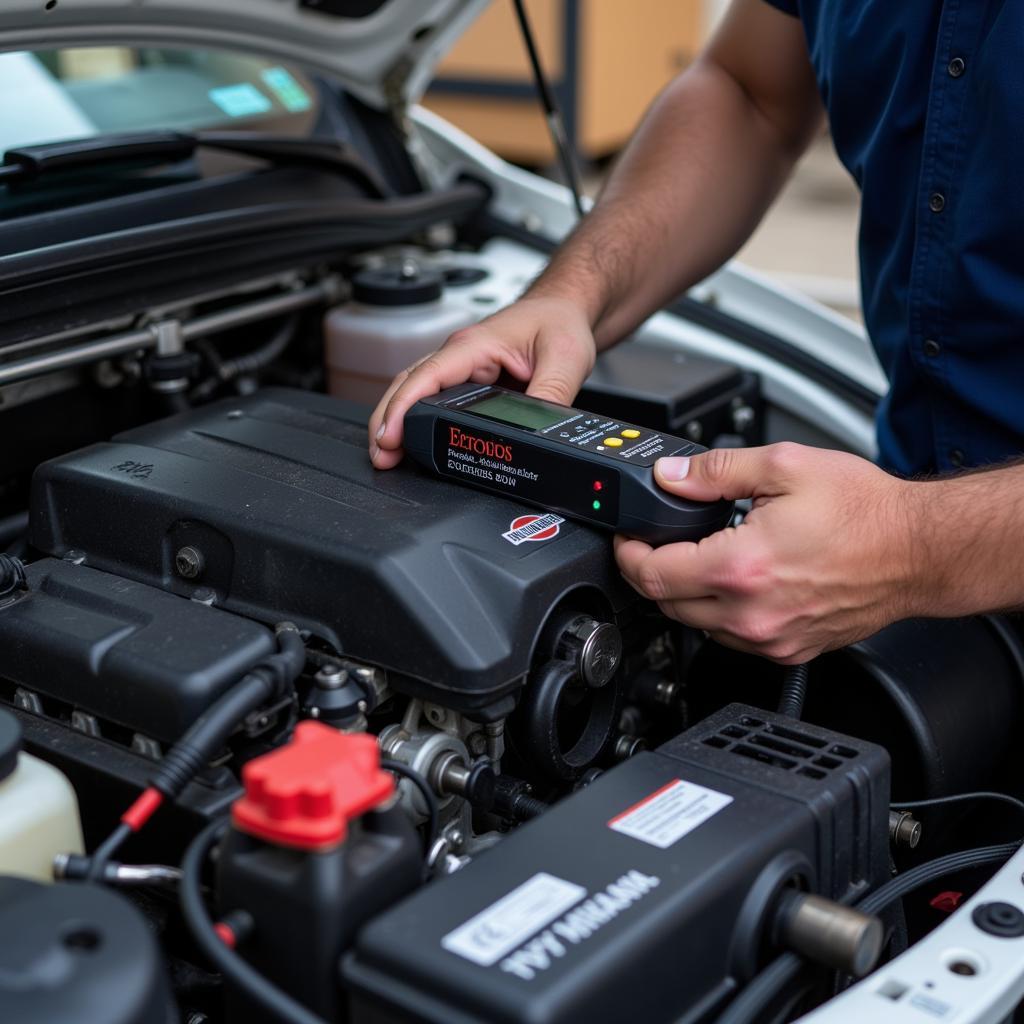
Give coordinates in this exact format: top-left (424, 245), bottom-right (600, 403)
top-left (0, 130), bottom-right (393, 198)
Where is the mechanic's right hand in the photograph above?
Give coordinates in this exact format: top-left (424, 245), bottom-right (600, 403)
top-left (368, 295), bottom-right (597, 468)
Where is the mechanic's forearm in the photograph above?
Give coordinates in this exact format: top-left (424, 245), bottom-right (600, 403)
top-left (527, 60), bottom-right (814, 349)
top-left (905, 462), bottom-right (1024, 618)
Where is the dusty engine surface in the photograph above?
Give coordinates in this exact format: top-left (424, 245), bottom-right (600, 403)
top-left (29, 388), bottom-right (634, 713)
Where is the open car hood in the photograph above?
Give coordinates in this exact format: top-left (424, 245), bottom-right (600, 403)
top-left (0, 0), bottom-right (489, 111)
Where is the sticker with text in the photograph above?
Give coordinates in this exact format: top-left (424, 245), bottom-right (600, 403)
top-left (502, 513), bottom-right (564, 546)
top-left (608, 779), bottom-right (732, 849)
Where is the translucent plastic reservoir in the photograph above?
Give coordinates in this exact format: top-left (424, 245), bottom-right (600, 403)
top-left (0, 746), bottom-right (83, 883)
top-left (325, 263), bottom-right (478, 406)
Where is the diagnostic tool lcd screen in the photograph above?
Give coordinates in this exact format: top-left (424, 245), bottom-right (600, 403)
top-left (468, 393), bottom-right (568, 432)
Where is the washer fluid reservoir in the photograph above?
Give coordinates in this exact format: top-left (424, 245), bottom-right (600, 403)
top-left (325, 261), bottom-right (478, 406)
top-left (0, 708), bottom-right (83, 882)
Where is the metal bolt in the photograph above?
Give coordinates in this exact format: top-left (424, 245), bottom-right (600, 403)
top-left (174, 545), bottom-right (204, 580)
top-left (63, 550), bottom-right (87, 565)
top-left (226, 410), bottom-right (244, 420)
top-left (654, 679), bottom-right (679, 706)
top-left (565, 617), bottom-right (622, 688)
top-left (889, 810), bottom-right (923, 849)
top-left (731, 404), bottom-right (756, 432)
top-left (614, 734), bottom-right (648, 761)
top-left (190, 587), bottom-right (216, 606)
top-left (315, 664), bottom-right (348, 690)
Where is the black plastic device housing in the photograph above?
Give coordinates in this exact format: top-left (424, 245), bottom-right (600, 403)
top-left (29, 389), bottom-right (633, 713)
top-left (579, 341), bottom-right (763, 446)
top-left (404, 383), bottom-right (735, 544)
top-left (344, 703), bottom-right (890, 1024)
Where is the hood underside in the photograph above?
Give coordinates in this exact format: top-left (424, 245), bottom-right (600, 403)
top-left (0, 0), bottom-right (488, 111)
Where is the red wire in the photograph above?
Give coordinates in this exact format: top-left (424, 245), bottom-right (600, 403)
top-left (120, 786), bottom-right (164, 832)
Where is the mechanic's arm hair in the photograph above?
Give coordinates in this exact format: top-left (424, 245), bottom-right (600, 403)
top-left (909, 461), bottom-right (1024, 618)
top-left (530, 0), bottom-right (824, 347)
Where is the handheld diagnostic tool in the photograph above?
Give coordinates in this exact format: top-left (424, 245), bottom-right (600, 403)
top-left (404, 384), bottom-right (735, 544)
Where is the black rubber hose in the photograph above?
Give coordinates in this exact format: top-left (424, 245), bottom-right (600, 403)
top-left (381, 760), bottom-right (439, 863)
top-left (857, 841), bottom-right (1021, 916)
top-left (777, 663), bottom-right (809, 719)
top-left (190, 315), bottom-right (298, 402)
top-left (151, 627), bottom-right (306, 800)
top-left (180, 819), bottom-right (329, 1024)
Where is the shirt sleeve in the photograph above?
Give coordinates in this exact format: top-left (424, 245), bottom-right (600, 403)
top-left (762, 0), bottom-right (799, 14)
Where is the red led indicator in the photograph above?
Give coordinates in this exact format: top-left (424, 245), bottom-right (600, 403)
top-left (592, 480), bottom-right (604, 492)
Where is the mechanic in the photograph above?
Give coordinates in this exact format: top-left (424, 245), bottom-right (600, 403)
top-left (367, 0), bottom-right (1024, 664)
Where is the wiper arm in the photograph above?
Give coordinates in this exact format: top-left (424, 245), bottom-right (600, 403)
top-left (0, 129), bottom-right (393, 197)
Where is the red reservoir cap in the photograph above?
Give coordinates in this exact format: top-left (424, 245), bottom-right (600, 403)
top-left (232, 722), bottom-right (394, 851)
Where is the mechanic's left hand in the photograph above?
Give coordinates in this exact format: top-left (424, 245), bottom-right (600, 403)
top-left (614, 443), bottom-right (917, 663)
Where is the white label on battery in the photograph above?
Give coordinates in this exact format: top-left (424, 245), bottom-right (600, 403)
top-left (441, 873), bottom-right (587, 966)
top-left (608, 779), bottom-right (732, 849)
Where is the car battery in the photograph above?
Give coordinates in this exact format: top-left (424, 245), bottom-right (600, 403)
top-left (578, 341), bottom-right (762, 447)
top-left (343, 704), bottom-right (890, 1024)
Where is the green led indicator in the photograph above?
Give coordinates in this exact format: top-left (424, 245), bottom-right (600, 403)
top-left (592, 499), bottom-right (602, 511)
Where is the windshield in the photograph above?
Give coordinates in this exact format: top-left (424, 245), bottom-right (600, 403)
top-left (0, 46), bottom-right (320, 153)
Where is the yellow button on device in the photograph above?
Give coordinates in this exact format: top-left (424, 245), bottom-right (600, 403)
top-left (603, 437), bottom-right (624, 447)
top-left (621, 429), bottom-right (641, 439)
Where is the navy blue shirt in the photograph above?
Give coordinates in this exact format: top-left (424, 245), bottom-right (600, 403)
top-left (764, 0), bottom-right (1024, 475)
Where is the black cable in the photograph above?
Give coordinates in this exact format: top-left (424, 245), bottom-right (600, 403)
top-left (891, 791), bottom-right (1024, 821)
top-left (381, 759), bottom-right (439, 862)
top-left (86, 626), bottom-right (306, 879)
top-left (511, 0), bottom-right (586, 218)
top-left (180, 819), bottom-right (329, 1024)
top-left (716, 953), bottom-right (804, 1024)
top-left (857, 841), bottom-right (1020, 916)
top-left (86, 823), bottom-right (133, 883)
top-left (776, 663), bottom-right (809, 718)
top-left (190, 315), bottom-right (299, 402)
top-left (0, 553), bottom-right (27, 597)
top-left (716, 840), bottom-right (1022, 1024)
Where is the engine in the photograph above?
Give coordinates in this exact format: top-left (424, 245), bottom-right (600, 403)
top-left (3, 381), bottom-right (1024, 1024)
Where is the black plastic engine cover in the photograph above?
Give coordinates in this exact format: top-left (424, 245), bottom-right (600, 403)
top-left (30, 389), bottom-right (631, 711)
top-left (0, 557), bottom-right (275, 742)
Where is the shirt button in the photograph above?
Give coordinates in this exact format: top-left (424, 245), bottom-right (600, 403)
top-left (923, 338), bottom-right (941, 357)
top-left (929, 192), bottom-right (946, 213)
top-left (949, 449), bottom-right (965, 468)
top-left (948, 57), bottom-right (966, 78)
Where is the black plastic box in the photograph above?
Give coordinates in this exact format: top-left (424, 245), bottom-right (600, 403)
top-left (344, 704), bottom-right (890, 1024)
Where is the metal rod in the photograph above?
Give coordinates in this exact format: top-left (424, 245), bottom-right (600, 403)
top-left (0, 277), bottom-right (340, 388)
top-left (511, 0), bottom-right (586, 218)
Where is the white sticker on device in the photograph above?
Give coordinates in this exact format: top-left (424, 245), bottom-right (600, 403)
top-left (442, 872), bottom-right (587, 966)
top-left (608, 779), bottom-right (732, 849)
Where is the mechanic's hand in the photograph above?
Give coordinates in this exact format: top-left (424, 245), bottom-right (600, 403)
top-left (615, 443), bottom-right (917, 663)
top-left (368, 296), bottom-right (596, 469)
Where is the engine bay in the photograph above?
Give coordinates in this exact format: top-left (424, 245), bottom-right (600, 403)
top-left (3, 233), bottom-right (1024, 1024)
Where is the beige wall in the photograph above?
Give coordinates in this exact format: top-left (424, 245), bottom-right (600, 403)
top-left (426, 0), bottom-right (712, 164)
